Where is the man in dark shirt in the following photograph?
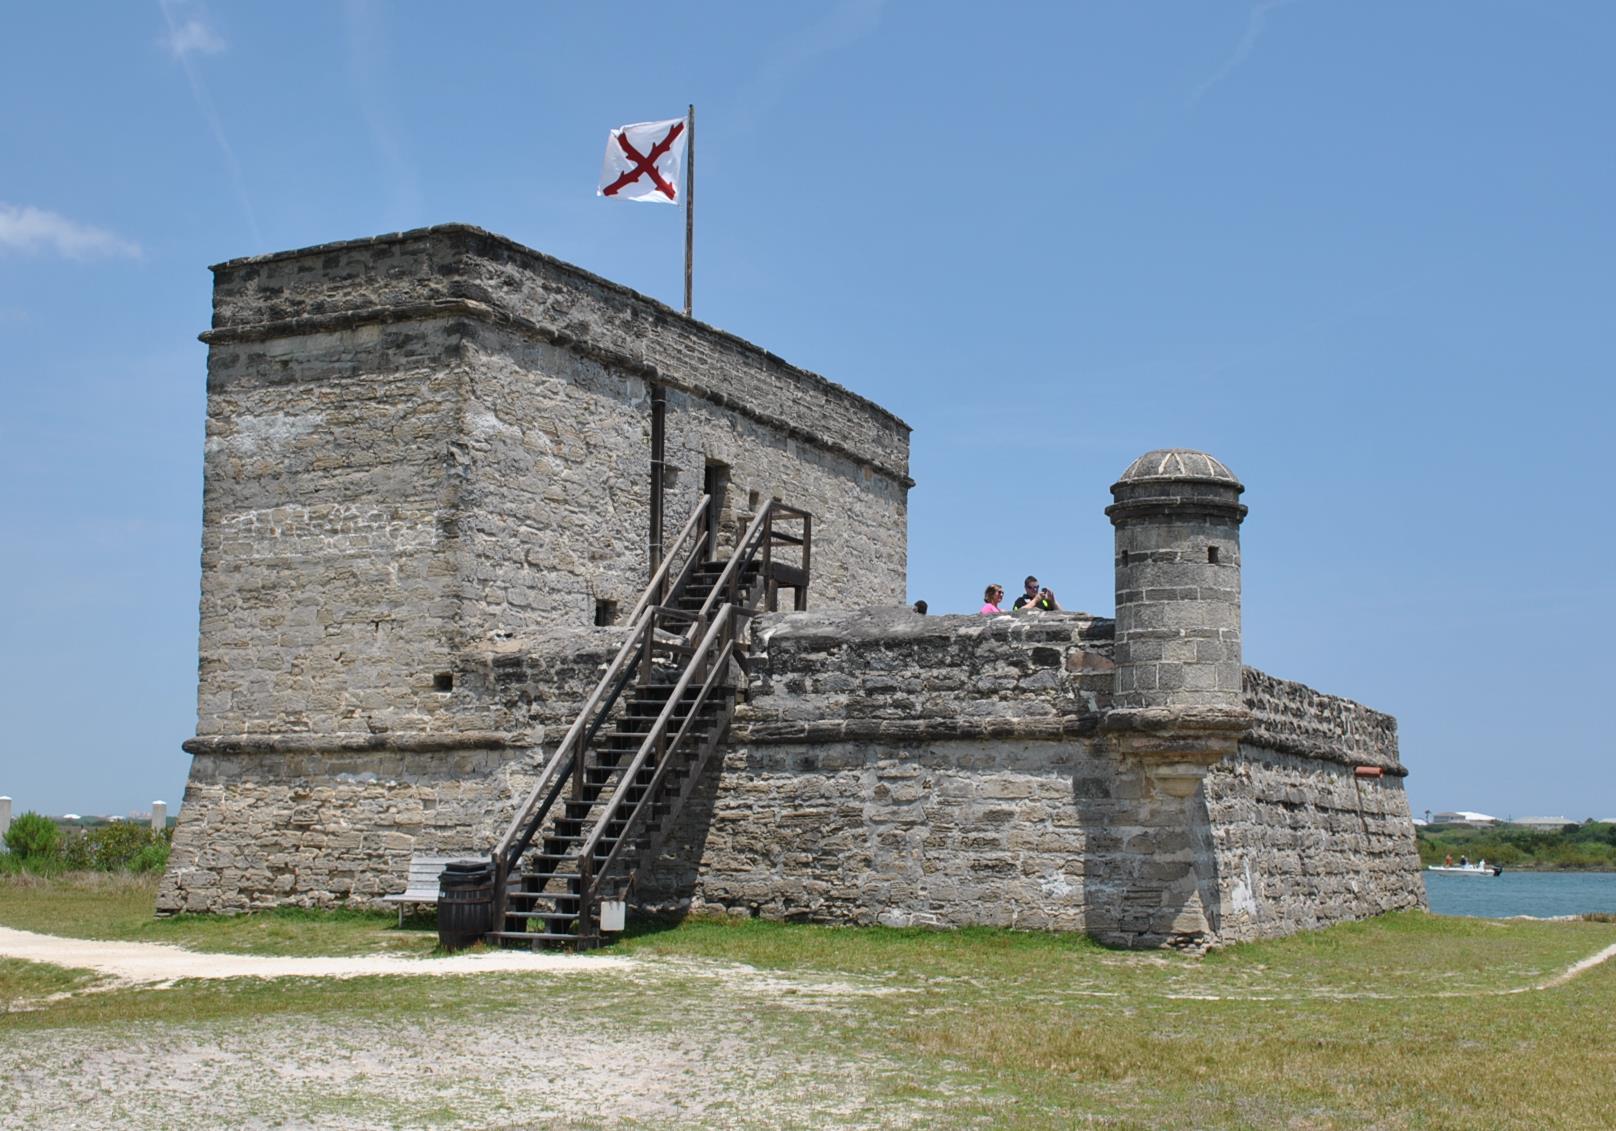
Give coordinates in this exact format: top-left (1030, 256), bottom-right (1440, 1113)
top-left (1013, 575), bottom-right (1060, 612)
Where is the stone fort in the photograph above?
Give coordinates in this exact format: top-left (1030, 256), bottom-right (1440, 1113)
top-left (158, 224), bottom-right (1424, 949)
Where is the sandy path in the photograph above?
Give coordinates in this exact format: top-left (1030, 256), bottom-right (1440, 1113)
top-left (0, 924), bottom-right (631, 985)
top-left (0, 926), bottom-right (940, 1130)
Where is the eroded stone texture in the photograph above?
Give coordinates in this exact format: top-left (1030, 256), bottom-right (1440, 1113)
top-left (631, 610), bottom-right (1424, 946)
top-left (157, 747), bottom-right (543, 915)
top-left (165, 225), bottom-right (911, 915)
top-left (163, 604), bottom-right (1421, 942)
top-left (162, 240), bottom-right (1424, 949)
top-left (1205, 747), bottom-right (1426, 942)
top-left (192, 225), bottom-right (910, 741)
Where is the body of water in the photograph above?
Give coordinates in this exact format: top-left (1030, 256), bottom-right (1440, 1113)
top-left (1423, 870), bottom-right (1616, 918)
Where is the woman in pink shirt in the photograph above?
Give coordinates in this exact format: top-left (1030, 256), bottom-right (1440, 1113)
top-left (980, 583), bottom-right (1005, 615)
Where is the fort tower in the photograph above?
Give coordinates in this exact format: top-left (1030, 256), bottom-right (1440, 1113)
top-left (1107, 448), bottom-right (1247, 713)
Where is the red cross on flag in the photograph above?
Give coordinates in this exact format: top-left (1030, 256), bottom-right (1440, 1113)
top-left (597, 116), bottom-right (689, 204)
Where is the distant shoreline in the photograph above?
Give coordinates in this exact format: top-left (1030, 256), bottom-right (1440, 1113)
top-left (1417, 822), bottom-right (1616, 872)
top-left (1426, 866), bottom-right (1616, 875)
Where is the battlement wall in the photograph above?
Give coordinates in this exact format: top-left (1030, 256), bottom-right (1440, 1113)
top-left (205, 224), bottom-right (910, 481)
top-left (628, 609), bottom-right (1421, 942)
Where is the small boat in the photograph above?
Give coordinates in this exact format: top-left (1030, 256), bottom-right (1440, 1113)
top-left (1427, 861), bottom-right (1503, 877)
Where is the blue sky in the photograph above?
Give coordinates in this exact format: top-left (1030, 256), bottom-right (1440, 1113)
top-left (1, 1), bottom-right (1611, 822)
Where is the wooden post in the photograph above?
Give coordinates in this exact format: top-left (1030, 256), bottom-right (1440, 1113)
top-left (684, 104), bottom-right (694, 318)
top-left (649, 384), bottom-right (666, 591)
top-left (798, 513), bottom-right (812, 610)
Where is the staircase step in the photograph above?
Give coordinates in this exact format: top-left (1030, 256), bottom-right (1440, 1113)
top-left (487, 555), bottom-right (753, 954)
top-left (489, 931), bottom-right (583, 944)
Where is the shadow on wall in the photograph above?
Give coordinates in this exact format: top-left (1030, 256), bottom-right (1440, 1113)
top-left (1075, 757), bottom-right (1224, 949)
top-left (632, 750), bottom-right (725, 915)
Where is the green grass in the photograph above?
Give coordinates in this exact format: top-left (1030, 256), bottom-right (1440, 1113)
top-left (4, 876), bottom-right (1616, 1128)
top-left (0, 871), bottom-right (438, 956)
top-left (0, 957), bottom-right (106, 1011)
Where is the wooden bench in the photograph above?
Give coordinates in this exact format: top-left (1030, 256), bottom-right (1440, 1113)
top-left (381, 854), bottom-right (463, 926)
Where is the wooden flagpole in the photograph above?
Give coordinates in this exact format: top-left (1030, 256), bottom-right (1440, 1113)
top-left (684, 103), bottom-right (694, 317)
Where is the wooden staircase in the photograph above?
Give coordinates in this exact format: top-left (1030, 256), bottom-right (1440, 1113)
top-left (487, 497), bottom-right (810, 949)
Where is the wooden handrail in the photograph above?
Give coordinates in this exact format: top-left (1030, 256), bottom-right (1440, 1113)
top-left (491, 619), bottom-right (645, 867)
top-left (487, 493), bottom-right (813, 946)
top-left (688, 502), bottom-right (782, 633)
top-left (490, 493), bottom-right (715, 925)
top-left (578, 604), bottom-right (736, 907)
top-left (625, 494), bottom-right (712, 625)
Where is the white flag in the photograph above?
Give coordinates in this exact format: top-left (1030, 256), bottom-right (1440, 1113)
top-left (597, 117), bottom-right (688, 204)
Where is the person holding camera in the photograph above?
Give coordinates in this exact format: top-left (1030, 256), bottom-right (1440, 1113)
top-left (1013, 575), bottom-right (1060, 612)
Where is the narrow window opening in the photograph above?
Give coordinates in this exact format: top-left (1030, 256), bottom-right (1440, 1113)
top-left (594, 598), bottom-right (618, 627)
top-left (703, 460), bottom-right (730, 554)
top-left (433, 672), bottom-right (454, 693)
top-left (1208, 546), bottom-right (1220, 564)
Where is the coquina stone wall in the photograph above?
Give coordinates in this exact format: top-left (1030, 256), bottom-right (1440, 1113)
top-left (162, 232), bottom-right (1421, 945)
top-left (157, 630), bottom-right (621, 914)
top-left (161, 607), bottom-right (1425, 939)
top-left (165, 224), bottom-right (911, 913)
top-left (629, 609), bottom-right (1424, 944)
top-left (190, 224), bottom-right (908, 742)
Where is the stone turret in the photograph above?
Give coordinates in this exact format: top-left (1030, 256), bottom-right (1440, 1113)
top-left (1097, 448), bottom-right (1253, 948)
top-left (1106, 448), bottom-right (1247, 712)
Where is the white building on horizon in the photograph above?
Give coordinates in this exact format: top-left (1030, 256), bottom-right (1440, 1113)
top-left (1429, 810), bottom-right (1499, 827)
top-left (1512, 816), bottom-right (1575, 831)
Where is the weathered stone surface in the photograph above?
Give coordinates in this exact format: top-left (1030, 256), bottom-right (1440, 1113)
top-left (162, 240), bottom-right (1424, 949)
top-left (192, 225), bottom-right (910, 742)
top-left (157, 747), bottom-right (543, 914)
top-left (629, 612), bottom-right (1422, 945)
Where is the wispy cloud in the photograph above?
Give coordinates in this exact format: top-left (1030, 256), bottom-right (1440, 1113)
top-left (1189, 0), bottom-right (1303, 107)
top-left (0, 204), bottom-right (142, 259)
top-left (162, 11), bottom-right (226, 58)
top-left (732, 0), bottom-right (886, 133)
top-left (157, 0), bottom-right (263, 245)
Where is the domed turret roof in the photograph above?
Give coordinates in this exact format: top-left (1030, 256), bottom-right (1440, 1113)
top-left (1115, 449), bottom-right (1241, 487)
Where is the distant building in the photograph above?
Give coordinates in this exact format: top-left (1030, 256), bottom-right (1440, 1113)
top-left (1512, 816), bottom-right (1575, 831)
top-left (1429, 811), bottom-right (1499, 827)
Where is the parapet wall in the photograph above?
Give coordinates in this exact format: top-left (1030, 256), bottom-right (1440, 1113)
top-left (634, 609), bottom-right (1423, 942)
top-left (207, 225), bottom-right (910, 478)
top-left (1241, 668), bottom-right (1401, 770)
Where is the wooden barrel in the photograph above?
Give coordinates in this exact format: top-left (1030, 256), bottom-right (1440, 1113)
top-left (436, 859), bottom-right (493, 951)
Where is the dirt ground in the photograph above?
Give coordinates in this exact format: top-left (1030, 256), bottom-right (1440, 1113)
top-left (0, 926), bottom-right (962, 1130)
top-left (0, 924), bottom-right (629, 984)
